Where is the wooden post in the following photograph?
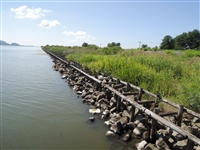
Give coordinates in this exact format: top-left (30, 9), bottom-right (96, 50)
top-left (134, 95), bottom-right (138, 102)
top-left (116, 78), bottom-right (120, 84)
top-left (126, 83), bottom-right (131, 92)
top-left (154, 94), bottom-right (160, 108)
top-left (116, 95), bottom-right (121, 111)
top-left (130, 106), bottom-right (135, 122)
top-left (186, 127), bottom-right (198, 150)
top-left (106, 89), bottom-right (112, 101)
top-left (95, 82), bottom-right (101, 91)
top-left (177, 104), bottom-right (184, 126)
top-left (150, 108), bottom-right (160, 142)
top-left (138, 88), bottom-right (143, 101)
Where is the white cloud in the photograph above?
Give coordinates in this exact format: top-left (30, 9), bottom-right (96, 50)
top-left (38, 19), bottom-right (60, 28)
top-left (63, 31), bottom-right (76, 36)
top-left (10, 5), bottom-right (51, 20)
top-left (63, 30), bottom-right (96, 42)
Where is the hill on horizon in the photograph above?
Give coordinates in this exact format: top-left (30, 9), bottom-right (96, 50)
top-left (0, 40), bottom-right (20, 46)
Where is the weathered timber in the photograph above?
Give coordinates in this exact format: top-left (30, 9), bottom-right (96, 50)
top-left (126, 83), bottom-right (131, 91)
top-left (159, 111), bottom-right (178, 117)
top-left (138, 88), bottom-right (143, 101)
top-left (137, 100), bottom-right (155, 104)
top-left (114, 76), bottom-right (200, 119)
top-left (122, 92), bottom-right (139, 96)
top-left (130, 106), bottom-right (135, 122)
top-left (114, 84), bottom-right (125, 89)
top-left (101, 82), bottom-right (200, 145)
top-left (150, 108), bottom-right (159, 142)
top-left (177, 104), bottom-right (184, 127)
top-left (162, 98), bottom-right (200, 119)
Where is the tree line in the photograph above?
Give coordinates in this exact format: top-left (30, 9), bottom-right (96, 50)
top-left (81, 29), bottom-right (199, 50)
top-left (160, 29), bottom-right (200, 50)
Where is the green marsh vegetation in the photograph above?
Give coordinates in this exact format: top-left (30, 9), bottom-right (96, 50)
top-left (42, 45), bottom-right (200, 112)
top-left (42, 29), bottom-right (200, 112)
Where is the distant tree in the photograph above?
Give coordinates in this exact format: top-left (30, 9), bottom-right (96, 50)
top-left (187, 29), bottom-right (200, 49)
top-left (141, 44), bottom-right (148, 48)
top-left (82, 42), bottom-right (89, 47)
top-left (88, 44), bottom-right (98, 49)
top-left (160, 35), bottom-right (174, 49)
top-left (107, 42), bottom-right (121, 47)
top-left (174, 32), bottom-right (188, 50)
top-left (174, 29), bottom-right (200, 50)
top-left (152, 46), bottom-right (159, 51)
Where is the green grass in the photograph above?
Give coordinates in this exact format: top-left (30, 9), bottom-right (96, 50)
top-left (42, 45), bottom-right (200, 112)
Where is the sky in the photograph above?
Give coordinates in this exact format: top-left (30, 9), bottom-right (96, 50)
top-left (0, 0), bottom-right (199, 48)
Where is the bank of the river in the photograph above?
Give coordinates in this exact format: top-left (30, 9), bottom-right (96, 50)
top-left (43, 48), bottom-right (200, 150)
top-left (42, 45), bottom-right (200, 112)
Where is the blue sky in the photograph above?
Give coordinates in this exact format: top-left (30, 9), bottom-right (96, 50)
top-left (1, 0), bottom-right (199, 48)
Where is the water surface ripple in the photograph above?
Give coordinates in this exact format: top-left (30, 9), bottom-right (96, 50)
top-left (1, 46), bottom-right (137, 150)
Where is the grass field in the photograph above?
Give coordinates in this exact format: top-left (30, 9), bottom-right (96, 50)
top-left (42, 45), bottom-right (200, 112)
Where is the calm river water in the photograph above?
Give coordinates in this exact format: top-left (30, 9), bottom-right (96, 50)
top-left (1, 46), bottom-right (137, 150)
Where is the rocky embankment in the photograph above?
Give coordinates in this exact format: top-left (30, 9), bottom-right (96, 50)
top-left (51, 56), bottom-right (200, 150)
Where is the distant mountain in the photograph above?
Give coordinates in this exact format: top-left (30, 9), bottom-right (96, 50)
top-left (0, 40), bottom-right (20, 46)
top-left (11, 42), bottom-right (20, 46)
top-left (0, 40), bottom-right (10, 45)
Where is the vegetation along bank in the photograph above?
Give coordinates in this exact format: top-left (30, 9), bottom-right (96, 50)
top-left (41, 29), bottom-right (200, 112)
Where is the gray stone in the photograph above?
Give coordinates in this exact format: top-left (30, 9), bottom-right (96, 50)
top-left (98, 75), bottom-right (104, 81)
top-left (100, 103), bottom-right (108, 110)
top-left (96, 92), bottom-right (106, 101)
top-left (192, 117), bottom-right (200, 123)
top-left (134, 120), bottom-right (140, 125)
top-left (105, 130), bottom-right (119, 139)
top-left (110, 121), bottom-right (122, 134)
top-left (144, 143), bottom-right (159, 150)
top-left (102, 109), bottom-right (110, 116)
top-left (76, 91), bottom-right (82, 95)
top-left (122, 110), bottom-right (131, 118)
top-left (101, 114), bottom-right (107, 120)
top-left (120, 116), bottom-right (129, 127)
top-left (173, 139), bottom-right (188, 150)
top-left (155, 137), bottom-right (170, 150)
top-left (142, 131), bottom-right (150, 141)
top-left (137, 122), bottom-right (146, 131)
top-left (172, 131), bottom-right (185, 141)
top-left (110, 107), bottom-right (117, 113)
top-left (122, 132), bottom-right (131, 142)
top-left (104, 120), bottom-right (112, 127)
top-left (127, 122), bottom-right (136, 130)
top-left (88, 117), bottom-right (95, 122)
top-left (194, 145), bottom-right (200, 150)
top-left (136, 140), bottom-right (147, 150)
top-left (110, 97), bottom-right (117, 103)
top-left (157, 129), bottom-right (170, 136)
top-left (133, 127), bottom-right (142, 136)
